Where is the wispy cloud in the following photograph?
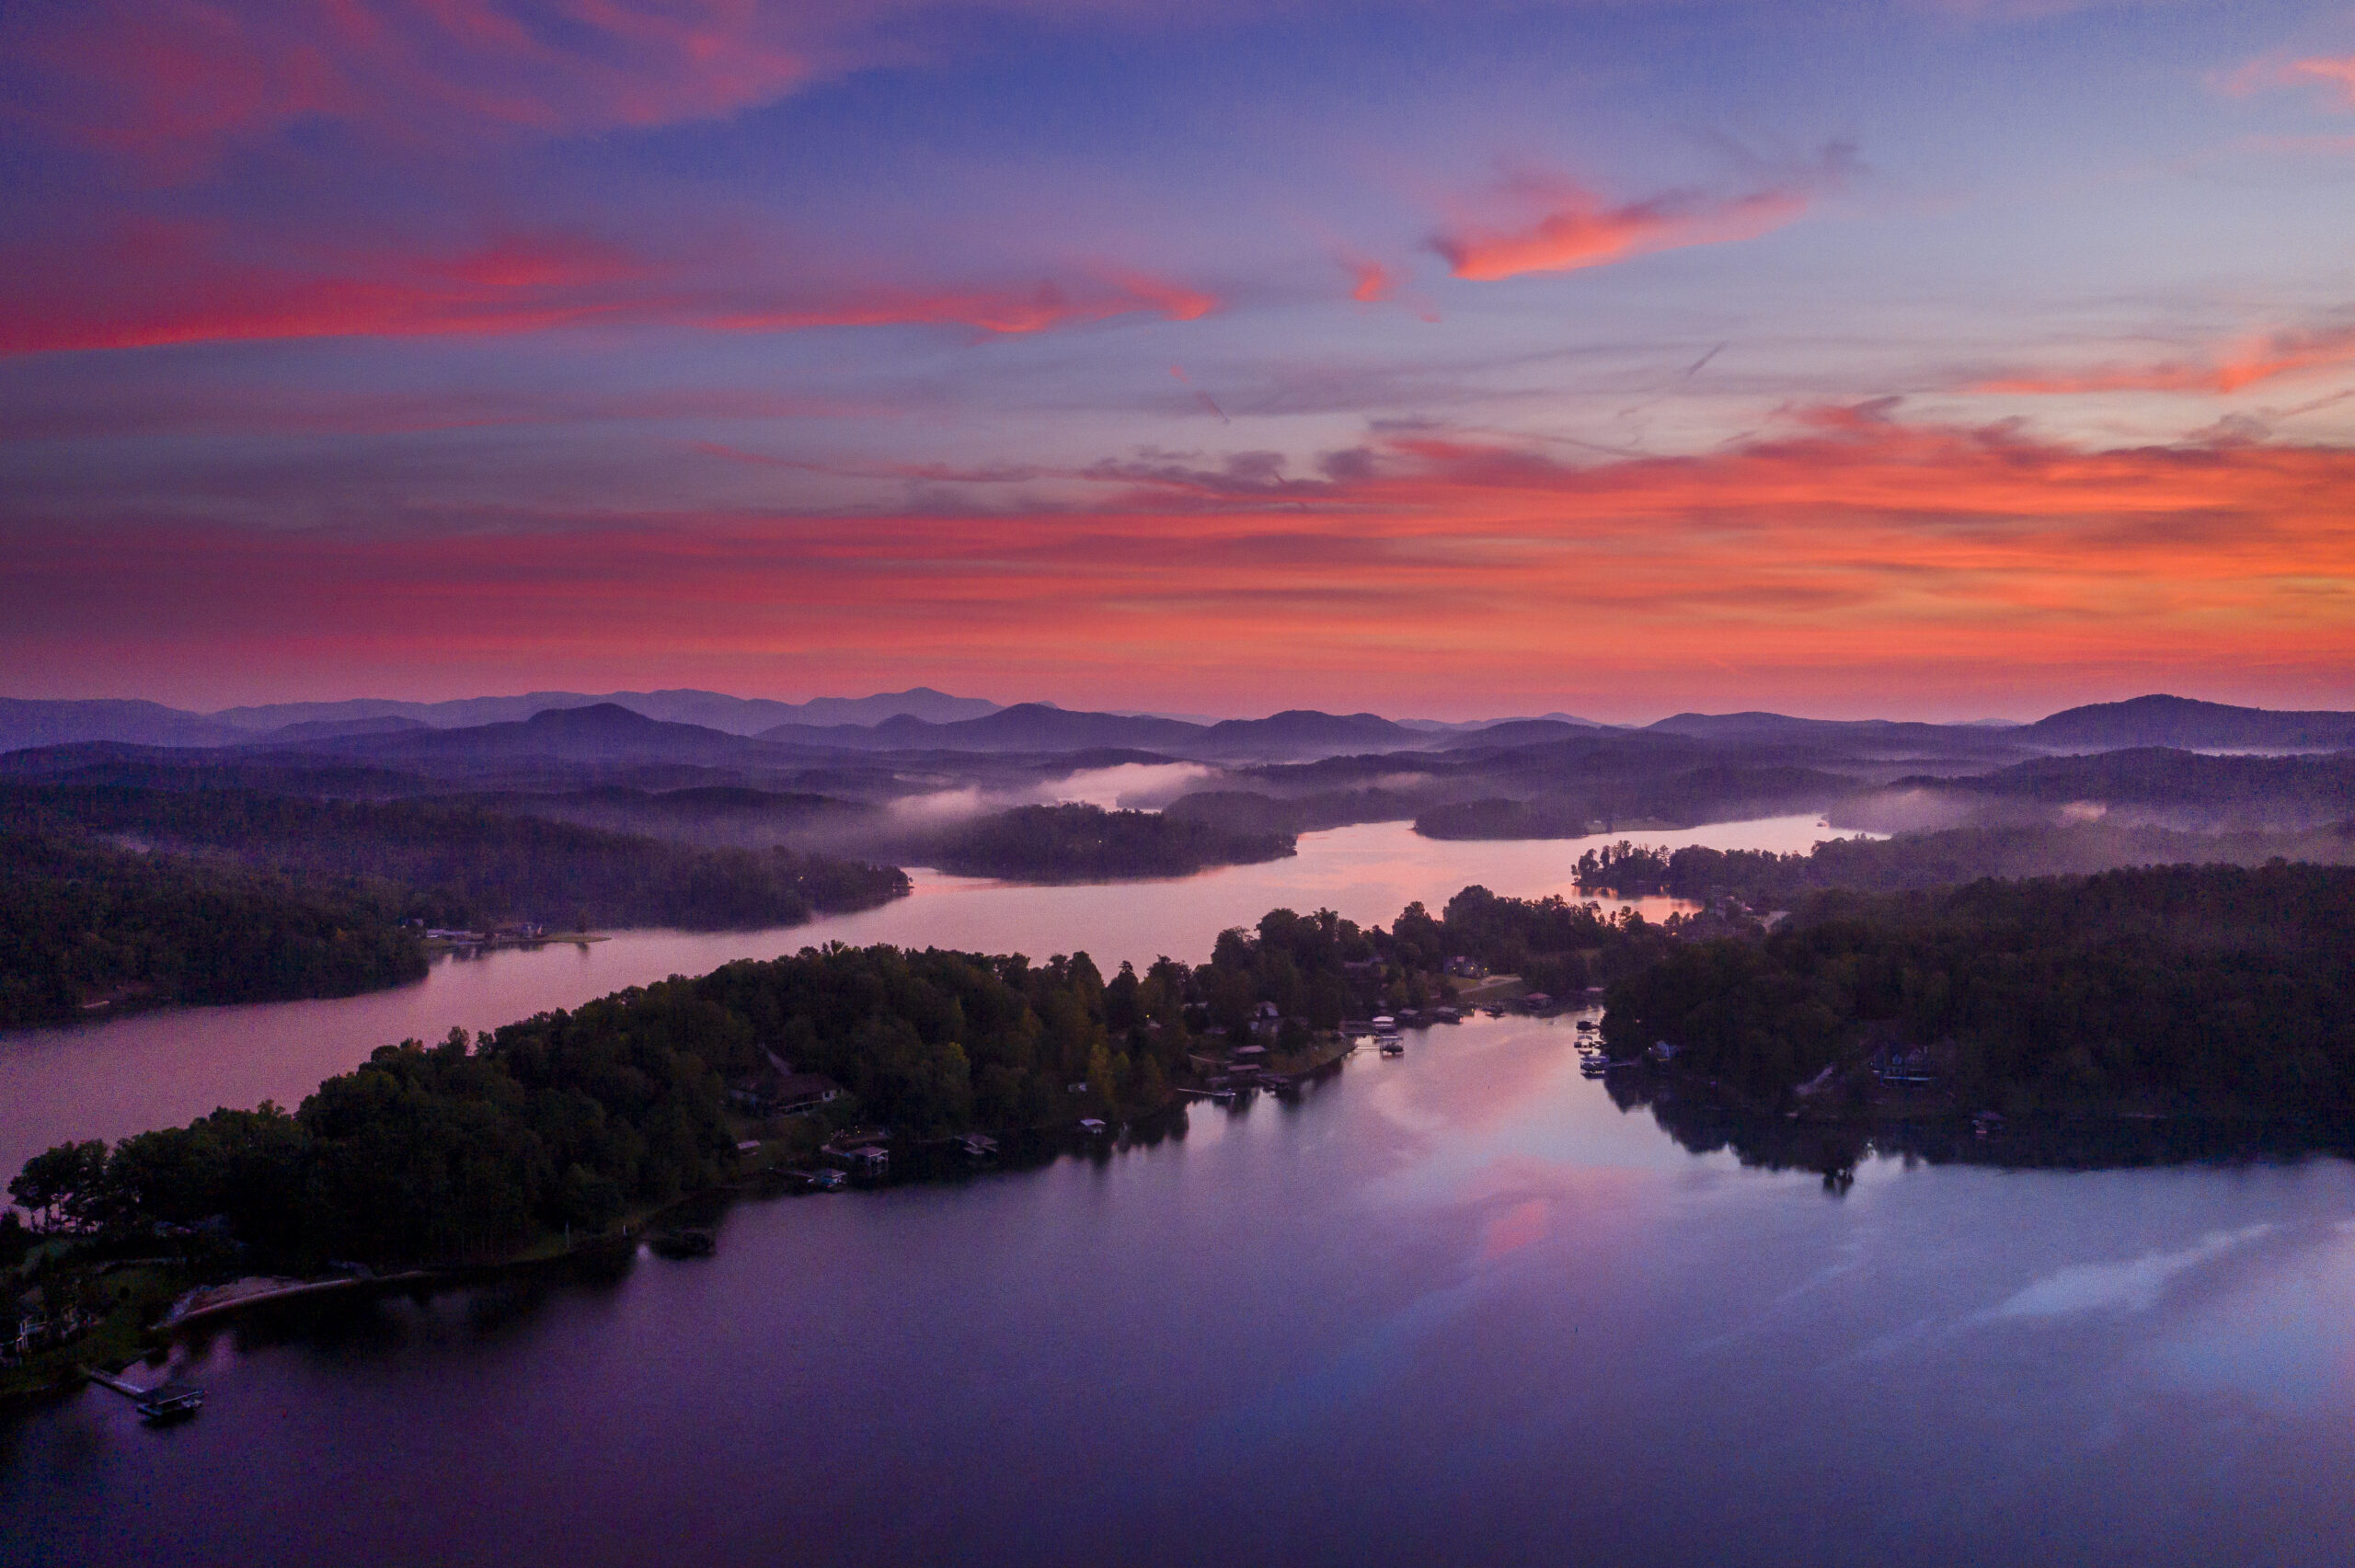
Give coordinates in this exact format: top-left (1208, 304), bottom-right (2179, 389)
top-left (2223, 52), bottom-right (2355, 110)
top-left (1429, 148), bottom-right (1850, 282)
top-left (1, 0), bottom-right (824, 172)
top-left (0, 223), bottom-right (1219, 355)
top-left (1973, 323), bottom-right (2355, 395)
top-left (1342, 257), bottom-right (1396, 303)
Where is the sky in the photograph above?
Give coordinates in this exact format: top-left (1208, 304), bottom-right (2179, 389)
top-left (4, 0), bottom-right (2355, 722)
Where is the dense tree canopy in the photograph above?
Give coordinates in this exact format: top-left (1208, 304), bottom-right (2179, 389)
top-left (0, 830), bottom-right (428, 1027)
top-left (1605, 864), bottom-right (2355, 1115)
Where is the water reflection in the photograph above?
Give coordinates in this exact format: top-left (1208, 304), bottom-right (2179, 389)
top-left (1606, 1067), bottom-right (2355, 1186)
top-left (0, 815), bottom-right (1836, 1176)
top-left (12, 1015), bottom-right (2355, 1566)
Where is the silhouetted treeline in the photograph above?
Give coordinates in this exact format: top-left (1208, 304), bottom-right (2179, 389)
top-left (1604, 863), bottom-right (2355, 1115)
top-left (0, 830), bottom-right (427, 1027)
top-left (1576, 822), bottom-right (2355, 900)
top-left (930, 803), bottom-right (1293, 880)
top-left (3, 784), bottom-right (908, 932)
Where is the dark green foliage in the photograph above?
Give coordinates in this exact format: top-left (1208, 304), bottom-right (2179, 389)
top-left (1580, 822), bottom-right (2355, 903)
top-left (4, 784), bottom-right (908, 933)
top-left (0, 830), bottom-right (428, 1027)
top-left (1605, 863), bottom-right (2355, 1112)
top-left (1428, 885), bottom-right (1634, 994)
top-left (931, 803), bottom-right (1294, 881)
top-left (19, 941), bottom-right (1208, 1265)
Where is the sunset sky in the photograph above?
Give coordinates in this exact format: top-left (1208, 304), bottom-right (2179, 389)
top-left (6, 0), bottom-right (2354, 720)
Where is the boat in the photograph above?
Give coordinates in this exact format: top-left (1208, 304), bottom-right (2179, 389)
top-left (959, 1133), bottom-right (999, 1159)
top-left (1380, 1038), bottom-right (1405, 1057)
top-left (135, 1383), bottom-right (205, 1424)
top-left (1078, 1117), bottom-right (1108, 1135)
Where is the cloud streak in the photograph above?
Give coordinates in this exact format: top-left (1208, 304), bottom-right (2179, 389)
top-left (2224, 52), bottom-right (2355, 111)
top-left (1974, 324), bottom-right (2355, 396)
top-left (1429, 152), bottom-right (1848, 281)
top-left (0, 224), bottom-right (1219, 355)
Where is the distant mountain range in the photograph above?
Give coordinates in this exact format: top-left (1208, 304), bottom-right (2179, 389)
top-left (3, 689), bottom-right (2350, 768)
top-left (0, 687), bottom-right (1001, 753)
top-left (206, 686), bottom-right (1002, 736)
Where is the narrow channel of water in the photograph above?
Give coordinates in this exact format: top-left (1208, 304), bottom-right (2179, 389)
top-left (0, 815), bottom-right (1837, 1175)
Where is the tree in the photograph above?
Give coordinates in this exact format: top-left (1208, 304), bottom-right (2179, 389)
top-left (9, 1140), bottom-right (107, 1232)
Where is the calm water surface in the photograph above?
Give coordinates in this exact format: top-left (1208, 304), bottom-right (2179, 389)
top-left (8, 1014), bottom-right (2355, 1566)
top-left (0, 816), bottom-right (1828, 1176)
top-left (13, 811), bottom-right (2350, 1565)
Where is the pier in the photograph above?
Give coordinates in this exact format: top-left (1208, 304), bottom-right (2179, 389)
top-left (84, 1366), bottom-right (206, 1422)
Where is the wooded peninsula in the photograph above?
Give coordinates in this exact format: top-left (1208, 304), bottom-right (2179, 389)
top-left (10, 857), bottom-right (2355, 1401)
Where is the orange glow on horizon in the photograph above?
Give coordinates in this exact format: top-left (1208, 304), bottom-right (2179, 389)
top-left (8, 407), bottom-right (2351, 715)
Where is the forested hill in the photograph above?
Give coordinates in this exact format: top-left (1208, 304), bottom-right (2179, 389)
top-left (3, 784), bottom-right (909, 933)
top-left (1604, 863), bottom-right (2355, 1117)
top-left (0, 831), bottom-right (427, 1028)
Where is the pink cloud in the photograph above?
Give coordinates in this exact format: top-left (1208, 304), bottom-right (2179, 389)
top-left (1973, 324), bottom-right (2355, 396)
top-left (0, 223), bottom-right (1219, 354)
top-left (1342, 257), bottom-right (1395, 303)
top-left (1435, 187), bottom-right (1806, 281)
top-left (1430, 162), bottom-right (1831, 282)
top-left (2223, 52), bottom-right (2355, 109)
top-left (3, 0), bottom-right (822, 166)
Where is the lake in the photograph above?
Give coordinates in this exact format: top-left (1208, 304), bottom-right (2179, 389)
top-left (14, 812), bottom-right (2355, 1566)
top-left (0, 815), bottom-right (1829, 1179)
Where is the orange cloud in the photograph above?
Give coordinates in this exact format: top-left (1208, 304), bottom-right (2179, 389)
top-left (1432, 177), bottom-right (1816, 282)
top-left (13, 409), bottom-right (2353, 715)
top-left (0, 223), bottom-right (1218, 354)
top-left (1974, 324), bottom-right (2355, 395)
